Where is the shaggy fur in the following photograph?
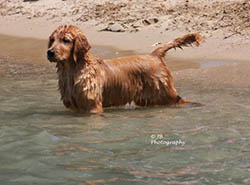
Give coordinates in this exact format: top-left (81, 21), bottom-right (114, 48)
top-left (47, 25), bottom-right (203, 113)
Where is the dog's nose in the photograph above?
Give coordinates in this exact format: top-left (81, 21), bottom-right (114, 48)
top-left (47, 49), bottom-right (55, 58)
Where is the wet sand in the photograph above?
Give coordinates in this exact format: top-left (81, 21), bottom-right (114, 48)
top-left (0, 33), bottom-right (200, 78)
top-left (0, 32), bottom-right (249, 90)
top-left (0, 34), bottom-right (137, 78)
top-left (0, 35), bottom-right (250, 93)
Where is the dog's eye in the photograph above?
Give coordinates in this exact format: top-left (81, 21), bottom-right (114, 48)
top-left (62, 38), bottom-right (70, 43)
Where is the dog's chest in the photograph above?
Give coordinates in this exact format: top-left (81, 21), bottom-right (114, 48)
top-left (60, 66), bottom-right (103, 109)
top-left (74, 69), bottom-right (99, 99)
top-left (58, 70), bottom-right (75, 107)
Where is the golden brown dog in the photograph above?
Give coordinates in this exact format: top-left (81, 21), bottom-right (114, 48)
top-left (47, 25), bottom-right (203, 113)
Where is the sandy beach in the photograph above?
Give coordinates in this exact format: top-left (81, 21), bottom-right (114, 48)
top-left (0, 0), bottom-right (249, 87)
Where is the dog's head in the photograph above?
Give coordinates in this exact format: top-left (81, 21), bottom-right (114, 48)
top-left (47, 25), bottom-right (91, 64)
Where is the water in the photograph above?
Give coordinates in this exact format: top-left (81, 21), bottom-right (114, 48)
top-left (1, 35), bottom-right (250, 185)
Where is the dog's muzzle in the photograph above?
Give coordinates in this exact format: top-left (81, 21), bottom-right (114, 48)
top-left (47, 49), bottom-right (56, 62)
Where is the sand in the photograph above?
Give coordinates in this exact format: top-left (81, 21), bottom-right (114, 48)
top-left (0, 0), bottom-right (249, 87)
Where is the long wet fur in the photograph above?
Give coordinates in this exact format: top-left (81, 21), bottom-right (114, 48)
top-left (47, 25), bottom-right (203, 113)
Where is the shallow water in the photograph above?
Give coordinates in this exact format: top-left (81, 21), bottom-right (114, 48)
top-left (1, 35), bottom-right (250, 185)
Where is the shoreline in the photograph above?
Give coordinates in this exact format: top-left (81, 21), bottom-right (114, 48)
top-left (1, 15), bottom-right (249, 63)
top-left (1, 29), bottom-right (249, 90)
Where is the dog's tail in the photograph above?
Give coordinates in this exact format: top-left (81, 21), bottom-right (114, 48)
top-left (151, 33), bottom-right (203, 58)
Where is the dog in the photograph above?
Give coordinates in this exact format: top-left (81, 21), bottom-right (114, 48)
top-left (47, 25), bottom-right (203, 113)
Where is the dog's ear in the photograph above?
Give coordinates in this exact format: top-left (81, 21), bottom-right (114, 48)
top-left (73, 33), bottom-right (91, 63)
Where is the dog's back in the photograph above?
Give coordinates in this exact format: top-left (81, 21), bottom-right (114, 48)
top-left (101, 54), bottom-right (179, 107)
top-left (100, 33), bottom-right (203, 108)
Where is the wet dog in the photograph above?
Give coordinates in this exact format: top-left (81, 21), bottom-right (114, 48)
top-left (47, 25), bottom-right (203, 113)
